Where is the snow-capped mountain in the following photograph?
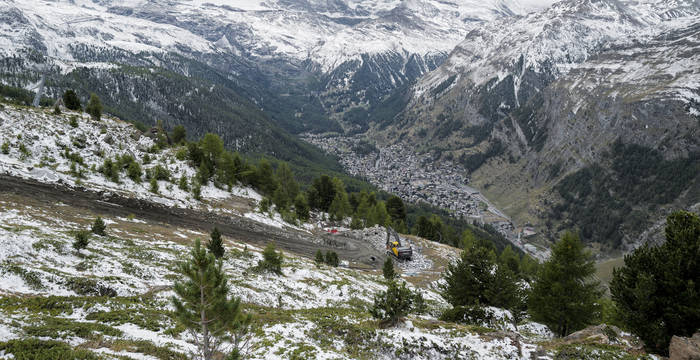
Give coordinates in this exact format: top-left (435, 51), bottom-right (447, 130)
top-left (0, 0), bottom-right (556, 134)
top-left (1, 0), bottom-right (552, 70)
top-left (414, 0), bottom-right (700, 111)
top-left (375, 0), bottom-right (700, 251)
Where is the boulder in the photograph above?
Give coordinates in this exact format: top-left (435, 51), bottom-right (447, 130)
top-left (669, 332), bottom-right (700, 360)
top-left (562, 324), bottom-right (644, 351)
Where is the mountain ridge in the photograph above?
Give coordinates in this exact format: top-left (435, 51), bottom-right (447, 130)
top-left (369, 0), bottom-right (700, 253)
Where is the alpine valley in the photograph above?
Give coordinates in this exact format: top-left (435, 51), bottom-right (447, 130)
top-left (0, 0), bottom-right (699, 358)
top-left (2, 0), bottom-right (697, 256)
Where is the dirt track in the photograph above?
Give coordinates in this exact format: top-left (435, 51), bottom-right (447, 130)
top-left (0, 174), bottom-right (381, 269)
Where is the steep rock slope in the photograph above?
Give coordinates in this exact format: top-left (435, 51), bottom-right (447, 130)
top-left (376, 0), bottom-right (700, 253)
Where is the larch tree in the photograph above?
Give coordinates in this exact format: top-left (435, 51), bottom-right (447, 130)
top-left (528, 232), bottom-right (602, 337)
top-left (610, 211), bottom-right (700, 355)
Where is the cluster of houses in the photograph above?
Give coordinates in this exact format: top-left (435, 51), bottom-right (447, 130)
top-left (305, 135), bottom-right (485, 219)
top-left (304, 134), bottom-right (551, 260)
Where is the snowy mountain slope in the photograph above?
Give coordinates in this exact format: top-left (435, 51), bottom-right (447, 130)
top-left (0, 105), bottom-right (573, 360)
top-left (0, 106), bottom-right (261, 212)
top-left (0, 190), bottom-right (556, 359)
top-left (0, 106), bottom-right (647, 360)
top-left (0, 0), bottom-right (556, 135)
top-left (529, 19), bottom-right (700, 161)
top-left (415, 0), bottom-right (700, 105)
top-left (370, 0), bottom-right (700, 252)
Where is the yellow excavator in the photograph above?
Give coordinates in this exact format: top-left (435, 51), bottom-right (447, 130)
top-left (385, 226), bottom-right (412, 261)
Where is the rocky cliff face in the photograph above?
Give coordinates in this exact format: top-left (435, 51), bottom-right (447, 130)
top-left (377, 0), bottom-right (700, 253)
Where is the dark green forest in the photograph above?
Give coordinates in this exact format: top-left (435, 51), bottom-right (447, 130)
top-left (553, 139), bottom-right (700, 250)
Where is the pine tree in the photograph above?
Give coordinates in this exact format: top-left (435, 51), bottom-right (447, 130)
top-left (486, 266), bottom-right (527, 329)
top-left (370, 280), bottom-right (414, 326)
top-left (355, 193), bottom-right (371, 226)
top-left (91, 217), bottom-right (106, 236)
top-left (198, 159), bottom-right (214, 185)
top-left (498, 245), bottom-right (520, 275)
top-left (179, 175), bottom-right (189, 191)
top-left (150, 176), bottom-right (159, 194)
top-left (73, 230), bottom-right (90, 253)
top-left (192, 179), bottom-right (202, 200)
top-left (412, 290), bottom-right (428, 314)
top-left (102, 158), bottom-right (119, 183)
top-left (414, 216), bottom-right (433, 240)
top-left (207, 228), bottom-right (225, 259)
top-left (127, 161), bottom-right (142, 183)
top-left (325, 251), bottom-right (339, 267)
top-left (309, 175), bottom-right (335, 211)
top-left (85, 93), bottom-right (102, 120)
top-left (519, 254), bottom-right (540, 281)
top-left (328, 181), bottom-right (351, 221)
top-left (314, 250), bottom-right (324, 265)
top-left (529, 232), bottom-right (602, 337)
top-left (258, 197), bottom-right (271, 213)
top-left (610, 211), bottom-right (700, 355)
top-left (440, 245), bottom-right (496, 307)
top-left (62, 90), bottom-right (81, 111)
top-left (217, 152), bottom-right (236, 186)
top-left (460, 229), bottom-right (477, 249)
top-left (171, 125), bottom-right (187, 144)
top-left (257, 243), bottom-right (283, 275)
top-left (382, 257), bottom-right (396, 280)
top-left (171, 239), bottom-right (252, 360)
top-left (200, 133), bottom-right (224, 165)
top-left (369, 202), bottom-right (390, 227)
top-left (386, 195), bottom-right (407, 224)
top-left (53, 103), bottom-right (61, 115)
top-left (253, 160), bottom-right (277, 195)
top-left (275, 163), bottom-right (299, 206)
top-left (272, 188), bottom-right (289, 211)
top-left (293, 193), bottom-right (310, 221)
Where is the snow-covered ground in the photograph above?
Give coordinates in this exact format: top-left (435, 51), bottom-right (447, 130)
top-left (0, 0), bottom-right (551, 73)
top-left (418, 0), bottom-right (700, 95)
top-left (0, 189), bottom-right (552, 359)
top-left (0, 105), bottom-right (642, 359)
top-left (0, 106), bottom-right (263, 210)
top-left (0, 107), bottom-right (556, 357)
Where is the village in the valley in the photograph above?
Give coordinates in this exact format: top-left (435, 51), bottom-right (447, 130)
top-left (303, 134), bottom-right (546, 259)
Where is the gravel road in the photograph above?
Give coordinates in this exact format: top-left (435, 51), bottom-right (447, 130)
top-left (0, 174), bottom-right (381, 269)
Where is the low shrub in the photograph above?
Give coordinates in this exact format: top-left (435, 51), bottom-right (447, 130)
top-left (254, 244), bottom-right (283, 275)
top-left (0, 338), bottom-right (99, 360)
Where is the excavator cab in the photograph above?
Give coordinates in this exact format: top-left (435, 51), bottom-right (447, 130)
top-left (385, 226), bottom-right (412, 261)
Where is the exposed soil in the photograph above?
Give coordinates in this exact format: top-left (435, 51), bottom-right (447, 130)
top-left (0, 174), bottom-right (381, 269)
